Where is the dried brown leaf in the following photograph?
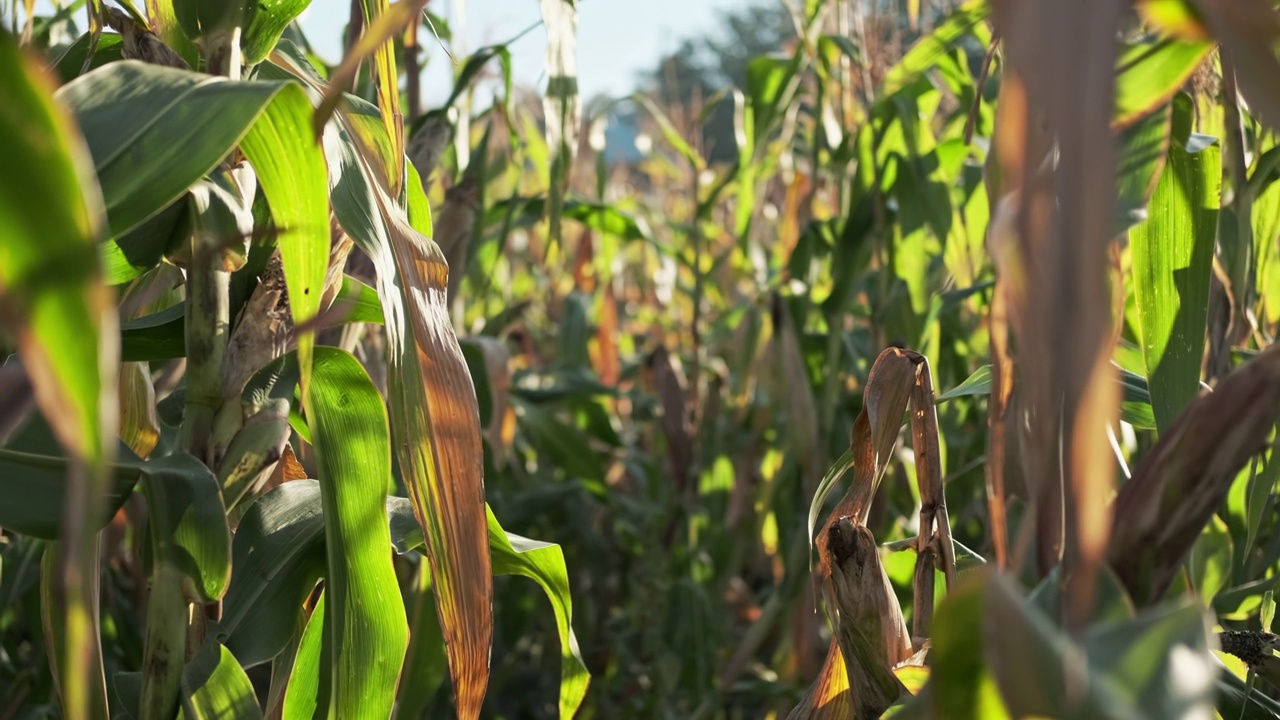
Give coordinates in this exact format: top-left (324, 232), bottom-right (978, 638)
top-left (1194, 0), bottom-right (1280, 134)
top-left (826, 518), bottom-right (912, 718)
top-left (991, 2), bottom-right (1125, 629)
top-left (772, 294), bottom-right (821, 481)
top-left (647, 344), bottom-right (693, 493)
top-left (434, 177), bottom-right (479, 307)
top-left (368, 174), bottom-right (492, 718)
top-left (907, 356), bottom-right (955, 637)
top-left (789, 519), bottom-right (913, 720)
top-left (594, 290), bottom-right (621, 387)
top-left (816, 347), bottom-right (916, 554)
top-left (1109, 344), bottom-right (1280, 606)
top-left (785, 644), bottom-right (853, 720)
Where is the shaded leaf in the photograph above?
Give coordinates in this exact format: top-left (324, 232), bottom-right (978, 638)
top-left (221, 479), bottom-right (325, 668)
top-left (58, 61), bottom-right (273, 236)
top-left (0, 426), bottom-right (141, 539)
top-left (1115, 102), bottom-right (1173, 232)
top-left (391, 501), bottom-right (590, 719)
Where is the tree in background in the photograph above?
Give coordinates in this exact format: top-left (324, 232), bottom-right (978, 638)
top-left (637, 3), bottom-right (796, 164)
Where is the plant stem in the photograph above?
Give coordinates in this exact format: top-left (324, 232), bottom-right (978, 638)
top-left (181, 233), bottom-right (230, 465)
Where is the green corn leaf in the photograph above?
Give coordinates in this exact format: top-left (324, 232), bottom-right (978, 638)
top-left (1130, 93), bottom-right (1221, 432)
top-left (1084, 600), bottom-right (1217, 720)
top-left (880, 0), bottom-right (991, 98)
top-left (240, 0), bottom-right (313, 64)
top-left (100, 200), bottom-right (188, 286)
top-left (221, 479), bottom-right (326, 668)
top-left (57, 62), bottom-right (332, 394)
top-left (57, 61), bottom-right (274, 237)
top-left (0, 439), bottom-right (140, 539)
top-left (0, 39), bottom-right (118, 719)
top-left (139, 453), bottom-right (231, 604)
top-left (306, 347), bottom-right (408, 717)
top-left (108, 641), bottom-right (266, 719)
top-left (52, 31), bottom-right (125, 82)
top-left (146, 0), bottom-right (199, 67)
top-left (935, 365), bottom-right (992, 403)
top-left (227, 475), bottom-right (586, 716)
top-left (936, 363), bottom-right (1157, 430)
top-left (39, 541), bottom-right (110, 719)
top-left (179, 639), bottom-right (263, 719)
top-left (236, 82), bottom-right (329, 407)
top-left (1245, 435), bottom-right (1280, 565)
top-left (305, 76), bottom-right (492, 715)
top-left (1115, 102), bottom-right (1174, 233)
top-left (393, 562), bottom-right (448, 720)
top-left (630, 94), bottom-right (705, 170)
top-left (1113, 37), bottom-right (1214, 130)
top-left (439, 43), bottom-right (514, 113)
top-left (282, 591), bottom-right (328, 720)
top-left (898, 572), bottom-right (1131, 720)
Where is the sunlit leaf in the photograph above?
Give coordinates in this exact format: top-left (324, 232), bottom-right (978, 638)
top-left (935, 365), bottom-right (991, 403)
top-left (1113, 38), bottom-right (1213, 130)
top-left (241, 0), bottom-right (313, 64)
top-left (237, 81), bottom-right (330, 403)
top-left (321, 99), bottom-right (492, 715)
top-left (282, 592), bottom-right (327, 720)
top-left (179, 639), bottom-right (263, 719)
top-left (881, 0), bottom-right (991, 98)
top-left (305, 347), bottom-right (409, 716)
top-left (1130, 94), bottom-right (1220, 432)
top-left (1139, 0), bottom-right (1212, 40)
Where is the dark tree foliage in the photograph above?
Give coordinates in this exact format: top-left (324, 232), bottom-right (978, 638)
top-left (639, 3), bottom-right (796, 164)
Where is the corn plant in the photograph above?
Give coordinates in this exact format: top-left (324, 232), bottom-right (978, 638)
top-left (0, 0), bottom-right (587, 717)
top-left (11, 0), bottom-right (1280, 717)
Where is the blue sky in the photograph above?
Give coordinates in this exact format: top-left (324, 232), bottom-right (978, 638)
top-left (298, 0), bottom-right (745, 102)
